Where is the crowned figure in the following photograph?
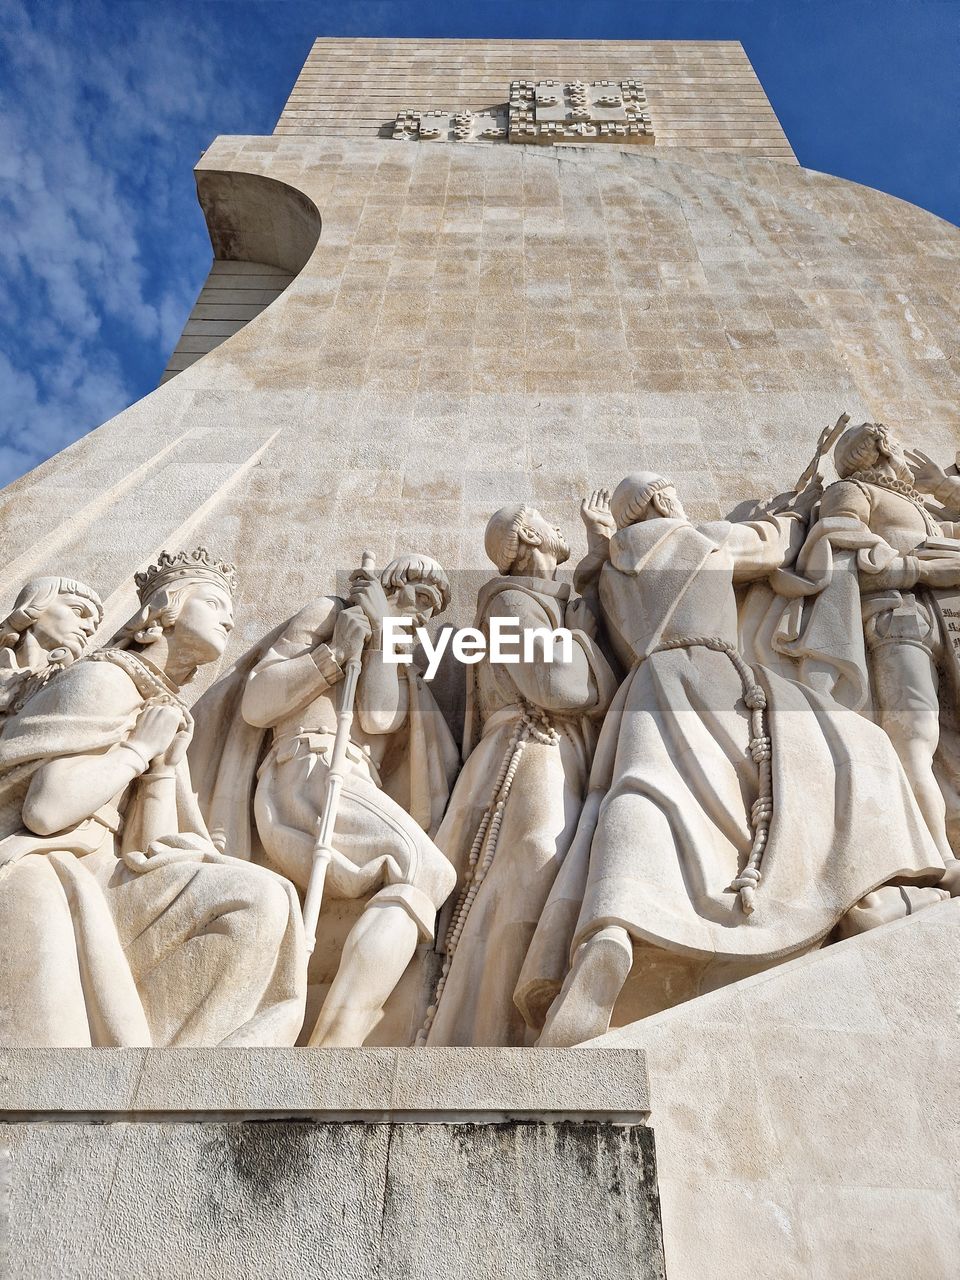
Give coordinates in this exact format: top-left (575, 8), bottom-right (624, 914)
top-left (0, 548), bottom-right (306, 1048)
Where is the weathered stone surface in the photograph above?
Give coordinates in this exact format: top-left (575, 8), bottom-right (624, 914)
top-left (0, 1047), bottom-right (650, 1119)
top-left (2, 32), bottom-right (960, 1280)
top-left (0, 549), bottom-right (308, 1054)
top-left (277, 37), bottom-right (796, 159)
top-left (5, 135), bottom-right (957, 668)
top-left (1, 1121), bottom-right (664, 1280)
top-left (592, 897), bottom-right (960, 1279)
top-left (160, 260), bottom-right (295, 385)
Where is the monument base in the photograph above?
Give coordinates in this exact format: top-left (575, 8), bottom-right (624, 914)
top-left (598, 897), bottom-right (960, 1279)
top-left (0, 1048), bottom-right (663, 1280)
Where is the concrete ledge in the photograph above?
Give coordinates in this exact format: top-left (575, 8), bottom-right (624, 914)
top-left (0, 1047), bottom-right (648, 1123)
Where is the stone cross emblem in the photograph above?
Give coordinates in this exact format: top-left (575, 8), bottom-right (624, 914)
top-left (393, 107), bottom-right (508, 143)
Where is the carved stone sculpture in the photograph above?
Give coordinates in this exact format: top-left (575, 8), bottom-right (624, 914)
top-left (390, 77), bottom-right (653, 146)
top-left (203, 553), bottom-right (459, 1048)
top-left (771, 425), bottom-right (960, 846)
top-left (0, 576), bottom-right (103, 724)
top-left (422, 505), bottom-right (616, 1047)
top-left (516, 475), bottom-right (949, 1047)
top-left (0, 548), bottom-right (306, 1048)
top-left (748, 422), bottom-right (960, 927)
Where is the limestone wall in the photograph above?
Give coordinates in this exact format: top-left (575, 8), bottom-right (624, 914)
top-left (3, 126), bottom-right (960, 1279)
top-left (1, 1049), bottom-right (663, 1280)
top-left (159, 260), bottom-right (294, 386)
top-left (3, 1121), bottom-right (664, 1280)
top-left (276, 37), bottom-right (797, 160)
top-left (596, 898), bottom-right (960, 1278)
top-left (1, 134), bottom-right (957, 675)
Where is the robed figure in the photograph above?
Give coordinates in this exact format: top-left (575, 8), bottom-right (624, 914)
top-left (423, 504), bottom-right (616, 1047)
top-left (0, 550), bottom-right (306, 1048)
top-left (517, 475), bottom-right (946, 1047)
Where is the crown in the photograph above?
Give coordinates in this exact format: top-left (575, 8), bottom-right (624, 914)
top-left (134, 547), bottom-right (238, 602)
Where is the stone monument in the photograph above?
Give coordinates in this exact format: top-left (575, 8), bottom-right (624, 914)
top-left (2, 36), bottom-right (959, 1280)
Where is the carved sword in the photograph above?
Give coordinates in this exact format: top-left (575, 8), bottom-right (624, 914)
top-left (302, 550), bottom-right (375, 955)
top-left (794, 410), bottom-right (850, 493)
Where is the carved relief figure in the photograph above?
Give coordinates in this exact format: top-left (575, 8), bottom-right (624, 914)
top-left (0, 576), bottom-right (103, 723)
top-left (422, 505), bottom-right (616, 1047)
top-left (226, 553), bottom-right (459, 1047)
top-left (765, 424), bottom-right (960, 886)
top-left (0, 549), bottom-right (306, 1048)
top-left (516, 475), bottom-right (948, 1047)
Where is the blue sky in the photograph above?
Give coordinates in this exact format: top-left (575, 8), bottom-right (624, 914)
top-left (0, 0), bottom-right (957, 486)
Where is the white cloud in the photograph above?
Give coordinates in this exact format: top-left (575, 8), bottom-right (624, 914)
top-left (0, 0), bottom-right (249, 483)
top-left (0, 346), bottom-right (130, 472)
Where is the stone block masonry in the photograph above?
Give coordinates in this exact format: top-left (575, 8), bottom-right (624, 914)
top-left (276, 37), bottom-right (797, 161)
top-left (1, 1048), bottom-right (664, 1280)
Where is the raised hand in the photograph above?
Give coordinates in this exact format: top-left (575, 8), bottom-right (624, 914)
top-left (905, 448), bottom-right (949, 495)
top-left (580, 488), bottom-right (616, 552)
top-left (765, 476), bottom-right (823, 520)
top-left (350, 574), bottom-right (391, 625)
top-left (791, 477), bottom-right (824, 518)
top-left (565, 596), bottom-right (598, 639)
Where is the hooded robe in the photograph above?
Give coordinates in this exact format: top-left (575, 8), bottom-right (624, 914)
top-left (425, 575), bottom-right (616, 1046)
top-left (515, 515), bottom-right (944, 1029)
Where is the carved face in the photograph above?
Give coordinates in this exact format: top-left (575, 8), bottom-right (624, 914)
top-left (522, 510), bottom-right (571, 567)
top-left (170, 582), bottom-right (234, 666)
top-left (29, 593), bottom-right (100, 658)
top-left (387, 580), bottom-right (444, 627)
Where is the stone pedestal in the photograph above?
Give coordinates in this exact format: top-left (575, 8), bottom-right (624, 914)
top-left (0, 1048), bottom-right (663, 1279)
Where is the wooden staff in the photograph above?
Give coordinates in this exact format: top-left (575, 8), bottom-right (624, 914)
top-left (303, 551), bottom-right (375, 955)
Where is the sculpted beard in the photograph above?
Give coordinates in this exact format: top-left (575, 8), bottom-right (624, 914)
top-left (540, 529), bottom-right (571, 565)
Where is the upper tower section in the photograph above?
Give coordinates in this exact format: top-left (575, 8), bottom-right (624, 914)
top-left (275, 37), bottom-right (796, 162)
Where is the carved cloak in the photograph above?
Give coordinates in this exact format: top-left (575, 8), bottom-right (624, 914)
top-left (188, 603), bottom-right (459, 862)
top-left (0, 652), bottom-right (306, 1047)
top-left (515, 517), bottom-right (945, 1029)
top-left (425, 575), bottom-right (616, 1047)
